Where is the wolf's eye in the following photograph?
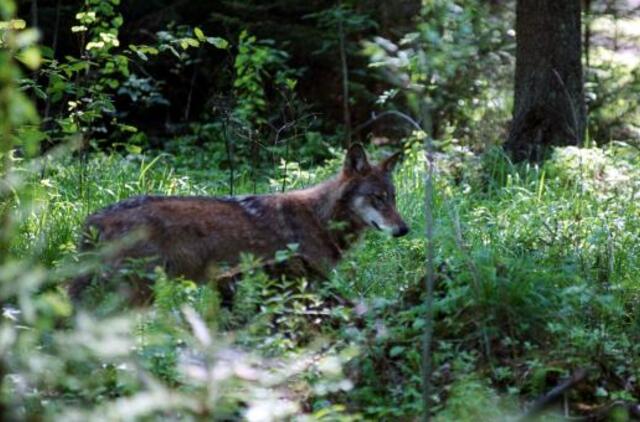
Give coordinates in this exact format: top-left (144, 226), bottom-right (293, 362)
top-left (370, 194), bottom-right (385, 206)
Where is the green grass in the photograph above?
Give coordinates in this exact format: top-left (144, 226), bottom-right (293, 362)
top-left (5, 142), bottom-right (640, 419)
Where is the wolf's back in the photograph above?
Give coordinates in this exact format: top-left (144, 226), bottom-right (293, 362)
top-left (68, 196), bottom-right (164, 302)
top-left (67, 194), bottom-right (269, 302)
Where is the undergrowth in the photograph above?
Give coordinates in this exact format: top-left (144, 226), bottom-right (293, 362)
top-left (4, 141), bottom-right (640, 420)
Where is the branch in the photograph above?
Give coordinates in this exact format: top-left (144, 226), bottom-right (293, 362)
top-left (520, 368), bottom-right (588, 420)
top-left (353, 110), bottom-right (423, 135)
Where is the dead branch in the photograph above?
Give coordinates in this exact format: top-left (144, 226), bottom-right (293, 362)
top-left (520, 368), bottom-right (588, 421)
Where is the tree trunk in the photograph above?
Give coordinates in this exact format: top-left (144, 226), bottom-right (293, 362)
top-left (505, 0), bottom-right (586, 162)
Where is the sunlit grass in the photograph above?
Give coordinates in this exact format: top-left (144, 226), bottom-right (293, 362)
top-left (7, 141), bottom-right (640, 418)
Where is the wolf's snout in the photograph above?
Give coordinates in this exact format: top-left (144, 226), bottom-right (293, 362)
top-left (393, 224), bottom-right (409, 237)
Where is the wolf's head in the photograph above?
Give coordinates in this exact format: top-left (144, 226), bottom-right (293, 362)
top-left (340, 144), bottom-right (409, 237)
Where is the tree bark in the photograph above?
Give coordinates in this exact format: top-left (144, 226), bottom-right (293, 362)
top-left (505, 0), bottom-right (586, 162)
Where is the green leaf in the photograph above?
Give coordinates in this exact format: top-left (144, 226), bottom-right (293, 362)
top-left (16, 126), bottom-right (47, 156)
top-left (206, 37), bottom-right (228, 49)
top-left (194, 27), bottom-right (206, 42)
top-left (119, 124), bottom-right (138, 133)
top-left (16, 46), bottom-right (41, 70)
top-left (75, 11), bottom-right (96, 24)
top-left (0, 19), bottom-right (25, 29)
top-left (389, 346), bottom-right (405, 357)
top-left (9, 92), bottom-right (39, 126)
top-left (412, 318), bottom-right (426, 330)
top-left (133, 49), bottom-right (147, 61)
top-left (0, 2), bottom-right (17, 17)
top-left (126, 144), bottom-right (142, 154)
top-left (33, 85), bottom-right (46, 100)
top-left (275, 249), bottom-right (290, 263)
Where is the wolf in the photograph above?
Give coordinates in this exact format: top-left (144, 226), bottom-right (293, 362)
top-left (68, 144), bottom-right (409, 304)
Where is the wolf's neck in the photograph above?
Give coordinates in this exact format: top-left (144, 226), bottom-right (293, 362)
top-left (292, 177), bottom-right (343, 224)
top-left (290, 177), bottom-right (365, 250)
top-left (309, 179), bottom-right (342, 227)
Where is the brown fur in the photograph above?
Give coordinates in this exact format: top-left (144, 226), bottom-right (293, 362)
top-left (69, 144), bottom-right (408, 304)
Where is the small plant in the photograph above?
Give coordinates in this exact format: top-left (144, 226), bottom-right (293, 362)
top-left (35, 1), bottom-right (229, 148)
top-left (233, 30), bottom-right (294, 129)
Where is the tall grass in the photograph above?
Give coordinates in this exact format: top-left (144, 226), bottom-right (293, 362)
top-left (6, 141), bottom-right (640, 419)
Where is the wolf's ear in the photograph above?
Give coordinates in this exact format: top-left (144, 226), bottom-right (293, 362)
top-left (343, 143), bottom-right (371, 175)
top-left (380, 152), bottom-right (402, 174)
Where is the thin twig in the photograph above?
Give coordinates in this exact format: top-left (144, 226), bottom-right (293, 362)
top-left (337, 1), bottom-right (351, 146)
top-left (43, 0), bottom-right (61, 123)
top-left (184, 49), bottom-right (203, 121)
top-left (353, 110), bottom-right (422, 134)
top-left (222, 118), bottom-right (234, 196)
top-left (274, 121), bottom-right (294, 192)
top-left (345, 107), bottom-right (436, 422)
top-left (356, 107), bottom-right (434, 422)
top-left (421, 100), bottom-right (435, 422)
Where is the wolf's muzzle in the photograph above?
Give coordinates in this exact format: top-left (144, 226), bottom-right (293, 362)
top-left (393, 224), bottom-right (409, 237)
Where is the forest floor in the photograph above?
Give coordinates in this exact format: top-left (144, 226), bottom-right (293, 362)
top-left (6, 141), bottom-right (640, 420)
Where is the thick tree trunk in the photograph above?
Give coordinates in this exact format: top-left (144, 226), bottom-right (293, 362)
top-left (505, 0), bottom-right (586, 162)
